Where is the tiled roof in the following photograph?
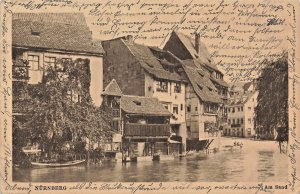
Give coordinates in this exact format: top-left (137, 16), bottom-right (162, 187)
top-left (229, 82), bottom-right (252, 92)
top-left (12, 13), bottom-right (104, 55)
top-left (210, 76), bottom-right (229, 87)
top-left (121, 95), bottom-right (172, 116)
top-left (122, 39), bottom-right (184, 82)
top-left (102, 79), bottom-right (123, 96)
top-left (174, 31), bottom-right (221, 73)
top-left (182, 60), bottom-right (222, 103)
top-left (243, 82), bottom-right (253, 91)
top-left (13, 13), bottom-right (88, 25)
top-left (228, 91), bottom-right (256, 106)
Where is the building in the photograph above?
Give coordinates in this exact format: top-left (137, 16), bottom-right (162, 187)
top-left (102, 79), bottom-right (181, 161)
top-left (163, 31), bottom-right (228, 150)
top-left (102, 36), bottom-right (187, 153)
top-left (224, 82), bottom-right (258, 137)
top-left (163, 31), bottom-right (229, 101)
top-left (12, 13), bottom-right (104, 106)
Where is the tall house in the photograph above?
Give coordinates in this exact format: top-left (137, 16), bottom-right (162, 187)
top-left (163, 31), bottom-right (229, 102)
top-left (102, 36), bottom-right (187, 153)
top-left (102, 79), bottom-right (183, 161)
top-left (163, 31), bottom-right (227, 150)
top-left (224, 82), bottom-right (258, 137)
top-left (12, 13), bottom-right (104, 106)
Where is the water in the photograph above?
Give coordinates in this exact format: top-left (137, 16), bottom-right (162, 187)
top-left (13, 138), bottom-right (288, 182)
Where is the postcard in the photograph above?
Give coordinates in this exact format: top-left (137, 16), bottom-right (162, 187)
top-left (0, 0), bottom-right (300, 193)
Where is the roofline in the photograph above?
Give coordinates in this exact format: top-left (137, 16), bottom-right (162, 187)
top-left (12, 45), bottom-right (104, 57)
top-left (123, 112), bottom-right (172, 116)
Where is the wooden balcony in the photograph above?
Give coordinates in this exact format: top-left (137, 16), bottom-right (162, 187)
top-left (124, 123), bottom-right (170, 137)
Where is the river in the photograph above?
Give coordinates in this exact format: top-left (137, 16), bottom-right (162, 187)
top-left (13, 138), bottom-right (288, 182)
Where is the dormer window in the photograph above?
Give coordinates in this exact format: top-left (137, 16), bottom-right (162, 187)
top-left (31, 31), bottom-right (40, 36)
top-left (133, 100), bottom-right (141, 106)
top-left (30, 22), bottom-right (43, 36)
top-left (197, 84), bottom-right (203, 90)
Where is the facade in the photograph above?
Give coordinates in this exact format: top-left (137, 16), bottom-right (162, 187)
top-left (102, 36), bottom-right (187, 153)
top-left (224, 82), bottom-right (258, 138)
top-left (163, 31), bottom-right (228, 150)
top-left (102, 79), bottom-right (181, 161)
top-left (12, 13), bottom-right (104, 107)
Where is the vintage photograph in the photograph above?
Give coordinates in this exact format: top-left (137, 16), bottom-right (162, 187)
top-left (10, 10), bottom-right (290, 184)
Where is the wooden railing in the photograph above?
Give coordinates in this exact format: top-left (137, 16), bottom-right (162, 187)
top-left (124, 123), bottom-right (170, 137)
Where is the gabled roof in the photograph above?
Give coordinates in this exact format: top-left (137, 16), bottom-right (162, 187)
top-left (121, 95), bottom-right (172, 116)
top-left (173, 31), bottom-right (221, 73)
top-left (227, 91), bottom-right (256, 106)
top-left (210, 76), bottom-right (229, 87)
top-left (121, 39), bottom-right (184, 82)
top-left (102, 79), bottom-right (123, 96)
top-left (13, 13), bottom-right (88, 25)
top-left (12, 13), bottom-right (104, 55)
top-left (243, 82), bottom-right (253, 91)
top-left (229, 82), bottom-right (253, 93)
top-left (181, 60), bottom-right (222, 103)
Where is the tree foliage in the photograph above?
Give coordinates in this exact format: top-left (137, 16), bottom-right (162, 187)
top-left (255, 53), bottom-right (288, 142)
top-left (17, 58), bottom-right (113, 157)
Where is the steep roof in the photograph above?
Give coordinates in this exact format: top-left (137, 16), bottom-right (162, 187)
top-left (173, 31), bottom-right (221, 73)
top-left (121, 39), bottom-right (184, 82)
top-left (227, 91), bottom-right (256, 106)
top-left (243, 82), bottom-right (253, 91)
top-left (121, 95), bottom-right (172, 116)
top-left (210, 76), bottom-right (229, 87)
top-left (12, 13), bottom-right (104, 55)
top-left (229, 82), bottom-right (253, 93)
top-left (102, 79), bottom-right (123, 96)
top-left (181, 60), bottom-right (222, 103)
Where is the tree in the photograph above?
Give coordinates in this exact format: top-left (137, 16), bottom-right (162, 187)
top-left (19, 58), bottom-right (113, 160)
top-left (254, 53), bottom-right (288, 149)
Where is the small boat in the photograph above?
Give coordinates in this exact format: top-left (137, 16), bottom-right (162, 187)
top-left (221, 145), bottom-right (243, 151)
top-left (31, 159), bottom-right (86, 168)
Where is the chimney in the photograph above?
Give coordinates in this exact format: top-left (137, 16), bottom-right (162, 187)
top-left (195, 33), bottom-right (200, 54)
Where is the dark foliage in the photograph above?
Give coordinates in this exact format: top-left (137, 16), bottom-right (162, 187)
top-left (255, 53), bottom-right (288, 142)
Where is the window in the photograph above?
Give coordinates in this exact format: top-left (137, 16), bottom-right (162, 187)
top-left (248, 107), bottom-right (251, 111)
top-left (241, 107), bottom-right (243, 111)
top-left (173, 104), bottom-right (178, 114)
top-left (232, 107), bottom-right (235, 113)
top-left (156, 81), bottom-right (168, 92)
top-left (112, 109), bottom-right (120, 117)
top-left (28, 55), bottom-right (40, 70)
top-left (232, 119), bottom-right (235, 124)
top-left (241, 118), bottom-right (244, 124)
top-left (187, 126), bottom-right (191, 132)
top-left (174, 83), bottom-right (181, 93)
top-left (133, 100), bottom-right (141, 106)
top-left (238, 107), bottom-right (240, 112)
top-left (204, 103), bottom-right (218, 114)
top-left (227, 107), bottom-right (230, 113)
top-left (247, 128), bottom-right (251, 135)
top-left (237, 118), bottom-right (240, 124)
top-left (187, 105), bottom-right (191, 112)
top-left (111, 120), bottom-right (119, 131)
top-left (44, 56), bottom-right (56, 69)
top-left (195, 106), bottom-right (198, 112)
top-left (180, 104), bottom-right (183, 111)
top-left (163, 104), bottom-right (169, 110)
top-left (248, 118), bottom-right (251, 124)
top-left (228, 119), bottom-right (231, 124)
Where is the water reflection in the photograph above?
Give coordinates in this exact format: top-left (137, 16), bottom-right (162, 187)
top-left (13, 140), bottom-right (288, 182)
